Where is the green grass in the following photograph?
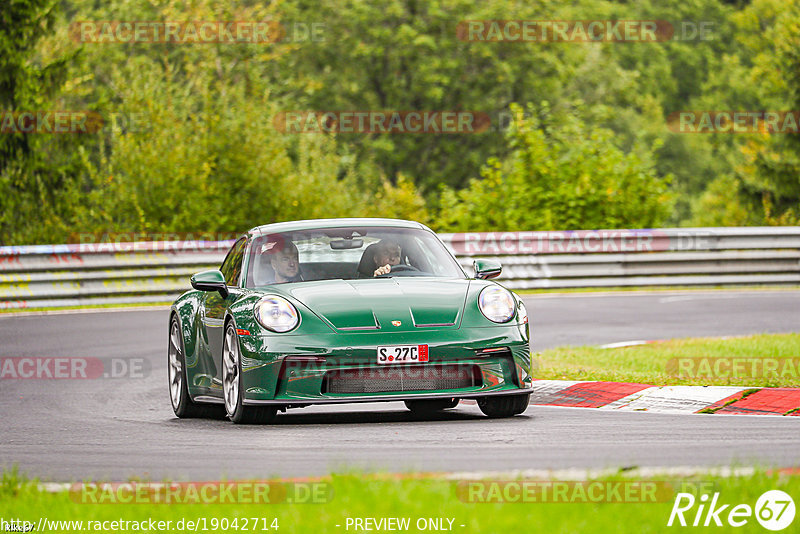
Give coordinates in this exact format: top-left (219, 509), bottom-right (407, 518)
top-left (2, 468), bottom-right (799, 533)
top-left (534, 333), bottom-right (800, 387)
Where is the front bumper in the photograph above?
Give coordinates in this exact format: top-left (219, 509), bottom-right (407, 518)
top-left (243, 388), bottom-right (534, 406)
top-left (233, 326), bottom-right (532, 406)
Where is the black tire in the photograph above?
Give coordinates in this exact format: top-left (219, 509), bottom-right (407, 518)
top-left (477, 393), bottom-right (530, 418)
top-left (405, 398), bottom-right (459, 413)
top-left (168, 316), bottom-right (226, 419)
top-left (223, 322), bottom-right (278, 425)
top-left (229, 403), bottom-right (278, 425)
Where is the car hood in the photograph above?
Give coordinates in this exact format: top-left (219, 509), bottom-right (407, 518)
top-left (283, 278), bottom-right (472, 331)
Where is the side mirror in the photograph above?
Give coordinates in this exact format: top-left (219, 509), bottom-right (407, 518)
top-left (474, 259), bottom-right (502, 280)
top-left (191, 269), bottom-right (229, 298)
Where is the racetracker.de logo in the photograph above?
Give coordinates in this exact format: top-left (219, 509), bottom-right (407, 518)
top-left (666, 358), bottom-right (800, 379)
top-left (67, 232), bottom-right (239, 253)
top-left (457, 480), bottom-right (716, 503)
top-left (441, 230), bottom-right (717, 255)
top-left (0, 111), bottom-right (103, 134)
top-left (70, 21), bottom-right (325, 43)
top-left (457, 20), bottom-right (714, 42)
top-left (668, 111), bottom-right (800, 134)
top-left (273, 111), bottom-right (492, 134)
top-left (0, 357), bottom-right (148, 379)
top-left (69, 481), bottom-right (332, 504)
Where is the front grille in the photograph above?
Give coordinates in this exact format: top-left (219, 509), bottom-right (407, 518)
top-left (322, 364), bottom-right (481, 394)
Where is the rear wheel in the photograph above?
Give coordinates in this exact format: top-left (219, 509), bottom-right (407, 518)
top-left (404, 398), bottom-right (459, 414)
top-left (477, 393), bottom-right (530, 418)
top-left (222, 322), bottom-right (277, 424)
top-left (168, 317), bottom-right (225, 419)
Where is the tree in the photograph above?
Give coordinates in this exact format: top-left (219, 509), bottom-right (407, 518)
top-left (688, 0), bottom-right (800, 225)
top-left (0, 0), bottom-right (85, 244)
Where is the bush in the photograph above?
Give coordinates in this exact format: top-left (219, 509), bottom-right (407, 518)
top-left (437, 104), bottom-right (672, 232)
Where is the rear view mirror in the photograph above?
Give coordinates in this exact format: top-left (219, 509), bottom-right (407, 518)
top-left (330, 238), bottom-right (364, 250)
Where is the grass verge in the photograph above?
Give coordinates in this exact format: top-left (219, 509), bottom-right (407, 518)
top-left (1, 468), bottom-right (799, 533)
top-left (534, 333), bottom-right (800, 387)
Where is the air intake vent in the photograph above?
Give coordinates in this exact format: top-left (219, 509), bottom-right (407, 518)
top-left (322, 364), bottom-right (481, 394)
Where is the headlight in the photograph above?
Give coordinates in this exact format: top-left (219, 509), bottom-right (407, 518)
top-left (254, 296), bottom-right (299, 332)
top-left (478, 286), bottom-right (515, 323)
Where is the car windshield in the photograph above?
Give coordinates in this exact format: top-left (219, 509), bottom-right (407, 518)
top-left (244, 226), bottom-right (465, 287)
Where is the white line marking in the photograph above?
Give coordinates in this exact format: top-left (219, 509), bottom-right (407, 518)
top-left (530, 404), bottom-right (799, 418)
top-left (530, 380), bottom-right (587, 398)
top-left (598, 340), bottom-right (657, 349)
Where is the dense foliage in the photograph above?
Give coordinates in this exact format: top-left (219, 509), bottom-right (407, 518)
top-left (0, 0), bottom-right (797, 243)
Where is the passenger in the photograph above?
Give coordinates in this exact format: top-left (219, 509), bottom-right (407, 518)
top-left (373, 240), bottom-right (402, 276)
top-left (263, 238), bottom-right (303, 283)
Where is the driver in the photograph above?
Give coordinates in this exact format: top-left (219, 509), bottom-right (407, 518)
top-left (373, 240), bottom-right (402, 276)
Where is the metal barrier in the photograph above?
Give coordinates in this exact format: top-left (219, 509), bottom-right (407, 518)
top-left (441, 227), bottom-right (800, 289)
top-left (1, 227), bottom-right (798, 309)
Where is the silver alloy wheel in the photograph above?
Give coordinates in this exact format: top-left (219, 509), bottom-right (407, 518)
top-left (168, 321), bottom-right (183, 410)
top-left (222, 326), bottom-right (240, 417)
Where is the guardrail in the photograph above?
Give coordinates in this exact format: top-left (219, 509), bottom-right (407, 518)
top-left (442, 227), bottom-right (800, 289)
top-left (1, 227), bottom-right (798, 309)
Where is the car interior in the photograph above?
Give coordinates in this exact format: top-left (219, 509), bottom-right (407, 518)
top-left (245, 233), bottom-right (436, 287)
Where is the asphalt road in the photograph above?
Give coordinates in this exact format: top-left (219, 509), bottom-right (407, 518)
top-left (527, 289), bottom-right (800, 349)
top-left (1, 289), bottom-right (798, 481)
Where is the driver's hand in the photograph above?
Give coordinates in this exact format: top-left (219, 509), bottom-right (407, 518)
top-left (373, 264), bottom-right (391, 276)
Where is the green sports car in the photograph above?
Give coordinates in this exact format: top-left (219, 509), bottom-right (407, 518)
top-left (168, 218), bottom-right (532, 424)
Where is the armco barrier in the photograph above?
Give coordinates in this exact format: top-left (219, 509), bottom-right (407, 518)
top-left (0, 227), bottom-right (798, 309)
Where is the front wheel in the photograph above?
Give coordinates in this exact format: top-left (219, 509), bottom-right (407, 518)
top-left (477, 393), bottom-right (530, 418)
top-left (168, 317), bottom-right (225, 419)
top-left (405, 398), bottom-right (459, 414)
top-left (222, 322), bottom-right (277, 424)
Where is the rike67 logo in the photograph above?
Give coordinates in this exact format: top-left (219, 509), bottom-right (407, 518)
top-left (668, 490), bottom-right (795, 530)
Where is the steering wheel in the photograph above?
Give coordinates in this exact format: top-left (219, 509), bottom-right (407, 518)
top-left (376, 264), bottom-right (420, 277)
top-left (390, 264), bottom-right (419, 273)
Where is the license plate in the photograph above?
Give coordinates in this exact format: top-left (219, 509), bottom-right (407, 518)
top-left (377, 344), bottom-right (429, 364)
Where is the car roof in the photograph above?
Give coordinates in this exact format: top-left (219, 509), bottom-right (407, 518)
top-left (247, 218), bottom-right (429, 236)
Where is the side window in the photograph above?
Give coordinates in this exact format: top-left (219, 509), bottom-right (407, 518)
top-left (220, 237), bottom-right (247, 286)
